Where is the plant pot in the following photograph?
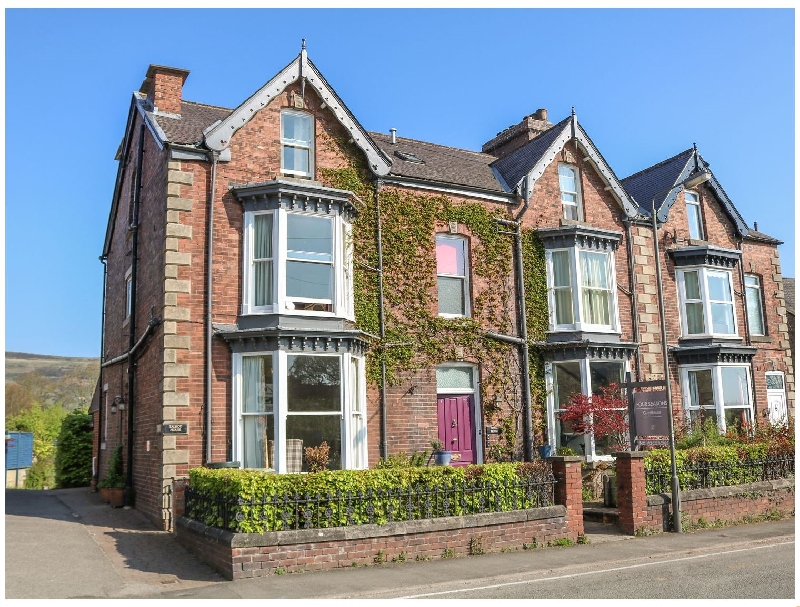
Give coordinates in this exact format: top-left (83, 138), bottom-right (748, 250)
top-left (433, 450), bottom-right (452, 466)
top-left (537, 445), bottom-right (554, 459)
top-left (100, 487), bottom-right (111, 503)
top-left (109, 487), bottom-right (126, 508)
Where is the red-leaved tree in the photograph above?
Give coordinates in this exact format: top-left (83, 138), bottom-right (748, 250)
top-left (559, 383), bottom-right (629, 451)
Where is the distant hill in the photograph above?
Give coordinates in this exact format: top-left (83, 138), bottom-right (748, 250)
top-left (6, 352), bottom-right (100, 383)
top-left (5, 352), bottom-right (100, 416)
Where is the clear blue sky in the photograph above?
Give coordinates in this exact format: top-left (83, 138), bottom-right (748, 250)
top-left (4, 8), bottom-right (795, 358)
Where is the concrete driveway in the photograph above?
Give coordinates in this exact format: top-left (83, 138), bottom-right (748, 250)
top-left (5, 488), bottom-right (224, 599)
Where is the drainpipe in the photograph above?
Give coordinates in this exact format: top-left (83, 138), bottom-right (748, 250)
top-left (624, 220), bottom-right (642, 379)
top-left (204, 151), bottom-right (220, 464)
top-left (737, 234), bottom-right (759, 424)
top-left (374, 179), bottom-right (389, 460)
top-left (125, 123), bottom-right (146, 506)
top-left (96, 256), bottom-right (108, 485)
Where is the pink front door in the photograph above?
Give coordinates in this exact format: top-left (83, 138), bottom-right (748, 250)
top-left (437, 394), bottom-right (476, 466)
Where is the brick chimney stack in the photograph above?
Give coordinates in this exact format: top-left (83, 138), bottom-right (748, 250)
top-left (139, 65), bottom-right (190, 116)
top-left (482, 109), bottom-right (553, 159)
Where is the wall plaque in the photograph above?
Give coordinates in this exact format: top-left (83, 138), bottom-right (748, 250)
top-left (162, 423), bottom-right (188, 435)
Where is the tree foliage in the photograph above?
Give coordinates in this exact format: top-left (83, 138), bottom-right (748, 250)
top-left (54, 410), bottom-right (93, 488)
top-left (558, 383), bottom-right (629, 451)
top-left (7, 402), bottom-right (67, 489)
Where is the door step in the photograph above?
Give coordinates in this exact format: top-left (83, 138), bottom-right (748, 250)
top-left (583, 504), bottom-right (619, 525)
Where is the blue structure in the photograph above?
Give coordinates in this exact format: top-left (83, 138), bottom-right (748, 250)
top-left (6, 432), bottom-right (33, 470)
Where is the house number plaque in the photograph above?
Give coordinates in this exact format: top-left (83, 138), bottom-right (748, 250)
top-left (162, 423), bottom-right (188, 435)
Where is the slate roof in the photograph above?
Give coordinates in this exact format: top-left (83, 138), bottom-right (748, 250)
top-left (150, 100), bottom-right (232, 145)
top-left (783, 278), bottom-right (794, 315)
top-left (490, 115), bottom-right (571, 189)
top-left (743, 229), bottom-right (783, 245)
top-left (369, 131), bottom-right (507, 193)
top-left (621, 149), bottom-right (694, 215)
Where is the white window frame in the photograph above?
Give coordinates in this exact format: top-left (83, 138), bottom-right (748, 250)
top-left (280, 110), bottom-right (314, 178)
top-left (677, 267), bottom-right (738, 338)
top-left (242, 209), bottom-right (353, 319)
top-left (546, 247), bottom-right (619, 333)
top-left (232, 351), bottom-right (367, 473)
top-left (680, 364), bottom-right (754, 434)
top-left (744, 274), bottom-right (766, 336)
top-left (685, 190), bottom-right (704, 240)
top-left (436, 234), bottom-right (471, 318)
top-left (558, 163), bottom-right (583, 221)
top-left (546, 358), bottom-right (629, 462)
top-left (124, 267), bottom-right (133, 324)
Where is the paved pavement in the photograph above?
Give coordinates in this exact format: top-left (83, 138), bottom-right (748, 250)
top-left (4, 487), bottom-right (796, 599)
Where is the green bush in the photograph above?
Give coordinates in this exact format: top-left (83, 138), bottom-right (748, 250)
top-left (188, 461), bottom-right (553, 533)
top-left (98, 445), bottom-right (125, 489)
top-left (644, 443), bottom-right (791, 495)
top-left (24, 457), bottom-right (55, 490)
top-left (54, 411), bottom-right (93, 488)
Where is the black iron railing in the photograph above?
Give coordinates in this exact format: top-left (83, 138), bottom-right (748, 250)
top-left (645, 455), bottom-right (794, 496)
top-left (184, 473), bottom-right (556, 533)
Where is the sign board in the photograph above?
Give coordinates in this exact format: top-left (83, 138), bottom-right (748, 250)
top-left (5, 432), bottom-right (33, 470)
top-left (162, 423), bottom-right (188, 435)
top-left (485, 426), bottom-right (501, 435)
top-left (632, 390), bottom-right (669, 447)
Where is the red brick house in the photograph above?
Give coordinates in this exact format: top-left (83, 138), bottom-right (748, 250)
top-left (93, 45), bottom-right (793, 529)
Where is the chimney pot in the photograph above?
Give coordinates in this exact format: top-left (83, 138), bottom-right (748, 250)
top-left (390, 128), bottom-right (397, 144)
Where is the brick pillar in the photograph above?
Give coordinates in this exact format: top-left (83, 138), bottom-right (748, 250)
top-left (551, 456), bottom-right (584, 539)
top-left (614, 451), bottom-right (647, 535)
top-left (172, 477), bottom-right (189, 531)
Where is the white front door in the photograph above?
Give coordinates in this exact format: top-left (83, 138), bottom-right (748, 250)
top-left (766, 372), bottom-right (788, 424)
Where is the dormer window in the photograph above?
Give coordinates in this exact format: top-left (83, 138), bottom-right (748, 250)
top-left (281, 110), bottom-right (313, 177)
top-left (558, 164), bottom-right (582, 221)
top-left (685, 191), bottom-right (704, 240)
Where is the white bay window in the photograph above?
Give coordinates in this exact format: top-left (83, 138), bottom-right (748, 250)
top-left (234, 351), bottom-right (367, 473)
top-left (681, 365), bottom-right (753, 434)
top-left (243, 209), bottom-right (352, 318)
top-left (677, 268), bottom-right (737, 337)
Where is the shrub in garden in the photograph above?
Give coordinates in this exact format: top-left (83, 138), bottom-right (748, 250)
top-left (54, 410), bottom-right (93, 488)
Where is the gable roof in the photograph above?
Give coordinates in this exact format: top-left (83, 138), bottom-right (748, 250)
top-left (491, 112), bottom-right (639, 217)
top-left (621, 147), bottom-right (750, 236)
top-left (202, 46), bottom-right (392, 176)
top-left (369, 132), bottom-right (508, 195)
top-left (150, 100), bottom-right (231, 145)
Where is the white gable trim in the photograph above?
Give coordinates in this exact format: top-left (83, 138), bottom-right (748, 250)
top-left (520, 117), bottom-right (638, 218)
top-left (203, 50), bottom-right (391, 176)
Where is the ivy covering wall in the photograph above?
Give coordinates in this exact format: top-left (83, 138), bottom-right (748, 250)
top-left (320, 147), bottom-right (550, 460)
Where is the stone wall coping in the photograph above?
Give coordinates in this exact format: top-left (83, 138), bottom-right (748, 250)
top-left (547, 456), bottom-right (583, 463)
top-left (613, 451), bottom-right (647, 459)
top-left (646, 478), bottom-right (794, 507)
top-left (177, 504), bottom-right (567, 549)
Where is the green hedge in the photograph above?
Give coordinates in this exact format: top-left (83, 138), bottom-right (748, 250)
top-left (188, 461), bottom-right (553, 533)
top-left (643, 443), bottom-right (793, 495)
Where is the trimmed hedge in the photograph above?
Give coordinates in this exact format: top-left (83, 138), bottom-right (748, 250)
top-left (643, 443), bottom-right (793, 495)
top-left (188, 461), bottom-right (553, 533)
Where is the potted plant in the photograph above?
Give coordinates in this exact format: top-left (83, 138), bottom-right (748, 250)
top-left (430, 440), bottom-right (452, 466)
top-left (101, 446), bottom-right (126, 508)
top-left (537, 444), bottom-right (554, 459)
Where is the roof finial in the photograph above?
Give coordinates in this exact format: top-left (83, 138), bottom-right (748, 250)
top-left (571, 106), bottom-right (576, 117)
top-left (302, 38), bottom-right (306, 50)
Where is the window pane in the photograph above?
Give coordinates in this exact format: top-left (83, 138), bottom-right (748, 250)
top-left (554, 362), bottom-right (582, 407)
top-left (707, 272), bottom-right (732, 302)
top-left (254, 261), bottom-right (273, 306)
top-left (580, 251), bottom-right (609, 289)
top-left (688, 369), bottom-right (714, 408)
top-left (554, 288), bottom-right (574, 325)
top-left (563, 203), bottom-right (579, 221)
top-left (282, 112), bottom-right (312, 143)
top-left (436, 237), bottom-right (465, 275)
top-left (283, 145), bottom-right (309, 173)
top-left (438, 276), bottom-right (465, 315)
top-left (710, 302), bottom-right (735, 334)
top-left (582, 289), bottom-right (610, 325)
top-left (766, 374), bottom-right (784, 390)
top-left (551, 251), bottom-right (571, 287)
top-left (746, 282), bottom-right (765, 335)
top-left (254, 214), bottom-right (273, 259)
top-left (286, 414), bottom-right (342, 471)
top-left (684, 271), bottom-right (701, 300)
top-left (687, 203), bottom-right (702, 240)
top-left (436, 366), bottom-right (474, 390)
top-left (590, 362), bottom-right (624, 394)
top-left (724, 408), bottom-right (751, 434)
top-left (242, 355), bottom-right (273, 413)
top-left (243, 414), bottom-right (274, 469)
top-left (287, 215), bottom-right (332, 259)
top-left (286, 261), bottom-right (332, 300)
top-left (287, 355), bottom-right (341, 412)
top-left (686, 302), bottom-right (705, 334)
top-left (689, 408), bottom-right (717, 427)
top-left (558, 165), bottom-right (576, 192)
top-left (721, 367), bottom-right (750, 407)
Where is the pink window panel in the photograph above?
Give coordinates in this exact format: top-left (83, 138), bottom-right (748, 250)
top-left (436, 238), bottom-right (464, 275)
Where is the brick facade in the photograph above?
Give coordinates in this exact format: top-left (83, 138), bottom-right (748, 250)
top-left (95, 56), bottom-right (793, 530)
